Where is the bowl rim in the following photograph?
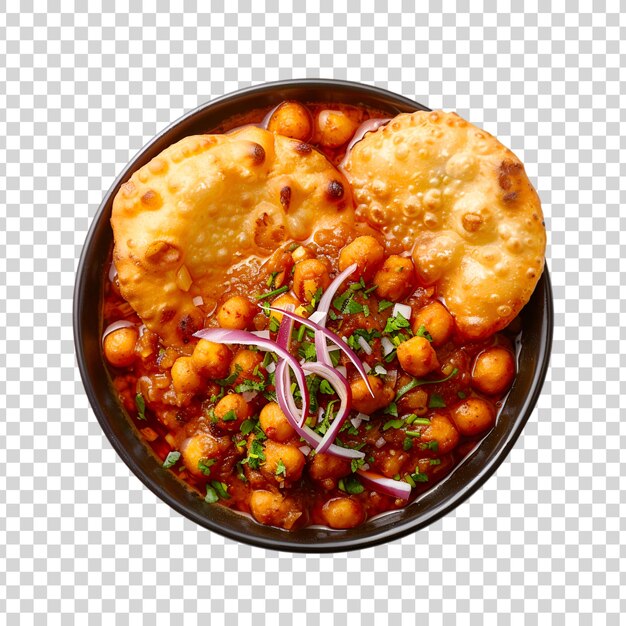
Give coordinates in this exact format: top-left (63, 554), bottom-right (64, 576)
top-left (74, 78), bottom-right (554, 552)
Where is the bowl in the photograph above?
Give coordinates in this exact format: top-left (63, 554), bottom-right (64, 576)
top-left (74, 79), bottom-right (553, 552)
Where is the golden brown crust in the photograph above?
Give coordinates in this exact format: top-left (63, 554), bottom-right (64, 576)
top-left (343, 110), bottom-right (546, 338)
top-left (111, 126), bottom-right (353, 346)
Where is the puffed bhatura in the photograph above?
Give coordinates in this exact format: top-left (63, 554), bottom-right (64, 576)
top-left (342, 110), bottom-right (546, 339)
top-left (112, 125), bottom-right (353, 346)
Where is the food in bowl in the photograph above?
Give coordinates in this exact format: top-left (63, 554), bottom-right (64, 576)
top-left (102, 100), bottom-right (545, 531)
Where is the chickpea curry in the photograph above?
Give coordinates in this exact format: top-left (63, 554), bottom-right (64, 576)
top-left (105, 100), bottom-right (545, 531)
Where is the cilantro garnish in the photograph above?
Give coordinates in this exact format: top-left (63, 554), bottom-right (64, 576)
top-left (266, 271), bottom-right (279, 289)
top-left (415, 325), bottom-right (433, 342)
top-left (275, 458), bottom-right (287, 477)
top-left (395, 368), bottom-right (459, 401)
top-left (221, 409), bottom-right (238, 422)
top-left (242, 438), bottom-right (265, 470)
top-left (316, 400), bottom-right (337, 435)
top-left (135, 393), bottom-right (147, 421)
top-left (383, 311), bottom-right (411, 334)
top-left (210, 480), bottom-right (230, 500)
top-left (215, 365), bottom-right (241, 387)
top-left (204, 485), bottom-right (219, 503)
top-left (421, 440), bottom-right (439, 452)
top-left (319, 379), bottom-right (335, 395)
top-left (198, 457), bottom-right (216, 475)
top-left (235, 378), bottom-right (266, 394)
top-left (162, 451), bottom-right (180, 469)
top-left (403, 437), bottom-right (414, 451)
top-left (383, 402), bottom-right (398, 417)
top-left (239, 419), bottom-right (256, 436)
top-left (347, 328), bottom-right (381, 352)
top-left (350, 458), bottom-right (366, 473)
top-left (378, 300), bottom-right (394, 313)
top-left (298, 341), bottom-right (317, 362)
top-left (428, 394), bottom-right (446, 408)
top-left (382, 419), bottom-right (403, 431)
top-left (255, 285), bottom-right (289, 300)
top-left (338, 475), bottom-right (365, 494)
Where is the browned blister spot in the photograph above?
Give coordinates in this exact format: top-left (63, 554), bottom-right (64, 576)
top-left (280, 186), bottom-right (291, 210)
top-left (294, 142), bottom-right (312, 155)
top-left (498, 159), bottom-right (523, 190)
top-left (462, 212), bottom-right (483, 232)
top-left (140, 189), bottom-right (163, 209)
top-left (121, 181), bottom-right (136, 197)
top-left (161, 309), bottom-right (176, 324)
top-left (254, 212), bottom-right (286, 250)
top-left (503, 191), bottom-right (518, 204)
top-left (144, 241), bottom-right (181, 265)
top-left (326, 179), bottom-right (344, 200)
top-left (178, 313), bottom-right (200, 344)
top-left (249, 142), bottom-right (266, 165)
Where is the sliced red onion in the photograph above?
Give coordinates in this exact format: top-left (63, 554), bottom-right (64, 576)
top-left (375, 436), bottom-right (386, 449)
top-left (275, 360), bottom-right (364, 460)
top-left (356, 412), bottom-right (370, 422)
top-left (241, 390), bottom-right (258, 402)
top-left (336, 365), bottom-right (347, 378)
top-left (350, 416), bottom-right (362, 429)
top-left (385, 369), bottom-right (398, 388)
top-left (299, 445), bottom-right (312, 456)
top-left (268, 307), bottom-right (374, 397)
top-left (357, 335), bottom-right (373, 355)
top-left (392, 303), bottom-right (412, 320)
top-left (363, 362), bottom-right (371, 374)
top-left (251, 329), bottom-right (271, 339)
top-left (102, 320), bottom-right (135, 343)
top-left (266, 361), bottom-right (276, 374)
top-left (357, 469), bottom-right (412, 501)
top-left (301, 361), bottom-right (352, 455)
top-left (192, 295), bottom-right (204, 307)
top-left (308, 310), bottom-right (326, 325)
top-left (193, 327), bottom-right (309, 421)
top-left (372, 364), bottom-right (387, 376)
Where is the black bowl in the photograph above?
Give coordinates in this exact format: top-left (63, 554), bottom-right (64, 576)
top-left (74, 79), bottom-right (553, 552)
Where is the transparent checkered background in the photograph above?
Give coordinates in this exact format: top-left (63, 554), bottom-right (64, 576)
top-left (1, 2), bottom-right (624, 624)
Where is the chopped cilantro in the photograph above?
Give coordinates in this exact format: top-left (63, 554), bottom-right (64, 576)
top-left (363, 304), bottom-right (370, 317)
top-left (198, 457), bottom-right (216, 475)
top-left (415, 325), bottom-right (433, 342)
top-left (347, 328), bottom-right (381, 352)
top-left (316, 400), bottom-right (337, 435)
top-left (268, 316), bottom-right (280, 333)
top-left (338, 475), bottom-right (365, 494)
top-left (288, 242), bottom-right (300, 252)
top-left (310, 287), bottom-right (323, 308)
top-left (405, 431), bottom-right (423, 438)
top-left (319, 379), bottom-right (335, 395)
top-left (135, 393), bottom-right (147, 421)
top-left (429, 458), bottom-right (442, 466)
top-left (266, 271), bottom-right (279, 289)
top-left (411, 472), bottom-right (429, 483)
top-left (255, 285), bottom-right (289, 300)
top-left (344, 299), bottom-right (364, 315)
top-left (421, 440), bottom-right (439, 452)
top-left (243, 438), bottom-right (266, 469)
top-left (221, 409), bottom-right (238, 422)
top-left (383, 349), bottom-right (397, 363)
top-left (235, 378), bottom-right (266, 393)
top-left (403, 437), bottom-right (414, 451)
top-left (329, 349), bottom-right (341, 367)
top-left (394, 368), bottom-right (459, 401)
top-left (275, 458), bottom-right (287, 477)
top-left (404, 414), bottom-right (419, 425)
top-left (239, 419), bottom-right (256, 436)
top-left (404, 474), bottom-right (416, 488)
top-left (210, 480), bottom-right (230, 499)
top-left (204, 485), bottom-right (219, 503)
top-left (351, 458), bottom-right (366, 473)
top-left (412, 418), bottom-right (432, 425)
top-left (215, 365), bottom-right (241, 387)
top-left (382, 419), bottom-right (403, 431)
top-left (383, 402), bottom-right (398, 417)
top-left (364, 284), bottom-right (378, 295)
top-left (298, 341), bottom-right (317, 362)
top-left (383, 311), bottom-right (411, 334)
top-left (378, 300), bottom-right (394, 313)
top-left (261, 351), bottom-right (275, 368)
top-left (428, 394), bottom-right (446, 408)
top-left (162, 451), bottom-right (180, 469)
top-left (236, 461), bottom-right (248, 483)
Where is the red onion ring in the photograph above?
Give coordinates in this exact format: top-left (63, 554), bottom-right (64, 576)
top-left (102, 320), bottom-right (135, 344)
top-left (357, 469), bottom-right (412, 500)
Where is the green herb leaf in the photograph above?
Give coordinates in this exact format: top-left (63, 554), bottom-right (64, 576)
top-left (221, 409), bottom-right (238, 422)
top-left (316, 400), bottom-right (337, 435)
top-left (269, 316), bottom-right (280, 333)
top-left (421, 440), bottom-right (439, 452)
top-left (135, 393), bottom-right (147, 421)
top-left (383, 311), bottom-right (411, 335)
top-left (266, 271), bottom-right (279, 289)
top-left (383, 402), bottom-right (398, 417)
top-left (351, 458), bottom-right (366, 473)
top-left (162, 451), bottom-right (180, 469)
top-left (239, 419), bottom-right (256, 436)
top-left (339, 475), bottom-right (365, 494)
top-left (236, 461), bottom-right (248, 483)
top-left (429, 458), bottom-right (442, 466)
top-left (402, 437), bottom-right (414, 451)
top-left (235, 378), bottom-right (266, 393)
top-left (411, 472), bottom-right (429, 483)
top-left (378, 300), bottom-right (394, 313)
top-left (382, 418), bottom-right (403, 431)
top-left (405, 431), bottom-right (423, 438)
top-left (242, 438), bottom-right (266, 470)
top-left (344, 299), bottom-right (364, 315)
top-left (428, 394), bottom-right (446, 408)
top-left (415, 325), bottom-right (434, 342)
top-left (210, 480), bottom-right (230, 500)
top-left (255, 285), bottom-right (289, 301)
top-left (275, 458), bottom-right (287, 477)
top-left (198, 457), bottom-right (216, 475)
top-left (319, 379), bottom-right (335, 395)
top-left (298, 341), bottom-right (317, 362)
top-left (204, 485), bottom-right (219, 504)
top-left (215, 365), bottom-right (241, 387)
top-left (395, 368), bottom-right (459, 401)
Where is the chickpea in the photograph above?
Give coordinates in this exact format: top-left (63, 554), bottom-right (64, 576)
top-left (421, 413), bottom-right (460, 454)
top-left (292, 258), bottom-right (331, 303)
top-left (229, 349), bottom-right (265, 384)
top-left (171, 356), bottom-right (204, 394)
top-left (338, 235), bottom-right (385, 282)
top-left (214, 393), bottom-right (252, 431)
top-left (181, 432), bottom-right (222, 476)
top-left (308, 452), bottom-right (351, 490)
top-left (217, 295), bottom-right (255, 330)
top-left (351, 375), bottom-right (394, 415)
top-left (374, 255), bottom-right (415, 301)
top-left (267, 101), bottom-right (313, 142)
top-left (379, 449), bottom-right (409, 478)
top-left (451, 397), bottom-right (496, 437)
top-left (259, 402), bottom-right (295, 442)
top-left (471, 346), bottom-right (516, 395)
top-left (261, 440), bottom-right (306, 483)
top-left (321, 497), bottom-right (365, 529)
top-left (249, 490), bottom-right (304, 530)
top-left (411, 301), bottom-right (455, 347)
top-left (269, 293), bottom-right (301, 324)
top-left (103, 327), bottom-right (138, 368)
top-left (191, 339), bottom-right (232, 379)
top-left (396, 336), bottom-right (440, 377)
top-left (316, 110), bottom-right (359, 148)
